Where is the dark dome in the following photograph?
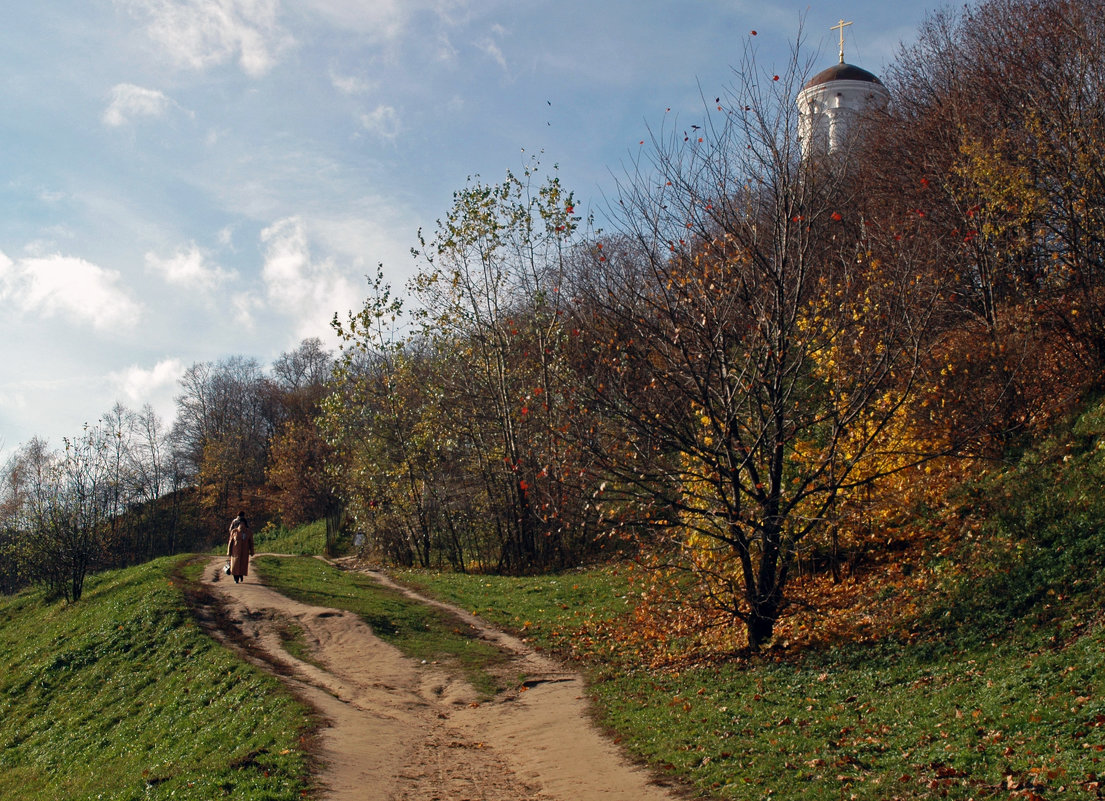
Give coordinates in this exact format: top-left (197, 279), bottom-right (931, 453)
top-left (802, 63), bottom-right (883, 90)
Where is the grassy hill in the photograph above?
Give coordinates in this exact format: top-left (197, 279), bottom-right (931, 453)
top-left (0, 556), bottom-right (315, 801)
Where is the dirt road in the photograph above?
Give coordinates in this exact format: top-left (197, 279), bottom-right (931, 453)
top-left (201, 556), bottom-right (684, 801)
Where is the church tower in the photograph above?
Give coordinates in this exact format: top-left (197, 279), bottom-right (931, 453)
top-left (796, 20), bottom-right (890, 157)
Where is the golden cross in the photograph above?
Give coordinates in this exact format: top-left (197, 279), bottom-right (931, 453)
top-left (832, 19), bottom-right (853, 64)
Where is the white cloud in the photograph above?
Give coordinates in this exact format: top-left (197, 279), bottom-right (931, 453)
top-left (476, 23), bottom-right (508, 71)
top-left (118, 0), bottom-right (293, 77)
top-left (360, 104), bottom-right (401, 140)
top-left (301, 0), bottom-right (408, 41)
top-left (102, 84), bottom-right (173, 127)
top-left (145, 242), bottom-right (234, 293)
top-left (229, 290), bottom-right (262, 328)
top-left (0, 251), bottom-right (142, 331)
top-left (111, 358), bottom-right (186, 414)
top-left (434, 32), bottom-right (458, 63)
top-left (260, 217), bottom-right (361, 343)
top-left (477, 37), bottom-right (507, 70)
top-left (330, 69), bottom-right (374, 95)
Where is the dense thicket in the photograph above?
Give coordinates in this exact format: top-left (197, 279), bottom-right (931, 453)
top-left (867, 0), bottom-right (1105, 442)
top-left (320, 174), bottom-right (604, 574)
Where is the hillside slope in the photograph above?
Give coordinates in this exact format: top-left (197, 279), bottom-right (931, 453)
top-left (0, 556), bottom-right (314, 801)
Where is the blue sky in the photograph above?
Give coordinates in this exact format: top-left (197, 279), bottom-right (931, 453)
top-left (0, 0), bottom-right (935, 456)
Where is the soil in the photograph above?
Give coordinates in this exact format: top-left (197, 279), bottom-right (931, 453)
top-left (199, 555), bottom-right (687, 801)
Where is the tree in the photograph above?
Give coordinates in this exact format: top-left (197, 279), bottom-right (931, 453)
top-left (171, 356), bottom-right (270, 526)
top-left (572, 35), bottom-right (944, 648)
top-left (409, 159), bottom-right (597, 572)
top-left (322, 164), bottom-right (601, 573)
top-left (265, 338), bottom-right (338, 527)
top-left (873, 0), bottom-right (1105, 439)
top-left (323, 268), bottom-right (449, 566)
top-left (6, 429), bottom-right (119, 602)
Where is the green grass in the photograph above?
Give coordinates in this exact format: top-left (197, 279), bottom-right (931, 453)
top-left (253, 555), bottom-right (514, 697)
top-left (0, 555), bottom-right (314, 801)
top-left (391, 566), bottom-right (637, 663)
top-left (253, 520), bottom-right (325, 555)
top-left (8, 395), bottom-right (1105, 801)
top-left (274, 619), bottom-right (322, 670)
top-left (211, 519), bottom-right (353, 558)
top-left (594, 634), bottom-right (1105, 799)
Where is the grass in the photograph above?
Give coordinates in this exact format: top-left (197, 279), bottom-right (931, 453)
top-left (7, 396), bottom-right (1105, 800)
top-left (591, 634), bottom-right (1105, 799)
top-left (274, 619), bottom-right (323, 670)
top-left (391, 565), bottom-right (637, 663)
top-left (253, 555), bottom-right (514, 697)
top-left (0, 555), bottom-right (314, 801)
top-left (253, 520), bottom-right (329, 556)
top-left (213, 519), bottom-right (353, 558)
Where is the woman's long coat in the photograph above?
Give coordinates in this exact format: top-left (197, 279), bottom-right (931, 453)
top-left (228, 527), bottom-right (254, 577)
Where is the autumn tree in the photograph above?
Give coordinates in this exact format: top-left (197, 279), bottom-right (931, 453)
top-left (408, 161), bottom-right (598, 572)
top-left (323, 163), bottom-right (601, 572)
top-left (323, 268), bottom-right (461, 567)
top-left (171, 356), bottom-right (271, 527)
top-left (124, 403), bottom-right (186, 557)
top-left (89, 402), bottom-right (186, 563)
top-left (3, 428), bottom-right (121, 602)
top-left (868, 0), bottom-right (1105, 443)
top-left (265, 338), bottom-right (338, 527)
top-left (571, 36), bottom-right (944, 648)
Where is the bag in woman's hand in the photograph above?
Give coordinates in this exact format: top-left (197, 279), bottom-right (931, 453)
top-left (224, 562), bottom-right (231, 575)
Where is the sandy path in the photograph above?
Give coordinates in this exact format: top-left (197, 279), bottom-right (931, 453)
top-left (201, 555), bottom-right (683, 801)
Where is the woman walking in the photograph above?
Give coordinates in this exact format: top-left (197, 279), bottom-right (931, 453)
top-left (227, 511), bottom-right (254, 584)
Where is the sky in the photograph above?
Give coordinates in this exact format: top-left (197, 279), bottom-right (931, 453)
top-left (0, 0), bottom-right (937, 458)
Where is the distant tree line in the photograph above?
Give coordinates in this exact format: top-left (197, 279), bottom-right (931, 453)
top-left (0, 338), bottom-right (338, 599)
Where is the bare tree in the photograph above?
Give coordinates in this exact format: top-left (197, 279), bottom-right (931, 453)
top-left (572, 34), bottom-right (944, 648)
top-left (7, 429), bottom-right (118, 602)
top-left (171, 356), bottom-right (270, 524)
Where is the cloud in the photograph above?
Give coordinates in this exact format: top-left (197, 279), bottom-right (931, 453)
top-left (360, 104), bottom-right (401, 140)
top-left (0, 251), bottom-right (142, 331)
top-left (300, 0), bottom-right (408, 41)
top-left (434, 32), bottom-right (458, 63)
top-left (330, 69), bottom-right (375, 96)
top-left (111, 358), bottom-right (186, 412)
top-left (259, 217), bottom-right (361, 343)
top-left (118, 0), bottom-right (293, 77)
top-left (102, 84), bottom-right (174, 127)
top-left (476, 23), bottom-right (509, 71)
top-left (477, 36), bottom-right (507, 70)
top-left (145, 243), bottom-right (234, 293)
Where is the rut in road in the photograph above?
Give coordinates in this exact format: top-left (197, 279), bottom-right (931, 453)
top-left (199, 555), bottom-right (685, 801)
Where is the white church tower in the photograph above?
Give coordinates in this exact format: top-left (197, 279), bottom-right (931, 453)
top-left (797, 20), bottom-right (890, 157)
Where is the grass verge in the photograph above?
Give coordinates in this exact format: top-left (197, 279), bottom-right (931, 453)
top-left (253, 520), bottom-right (328, 556)
top-left (253, 555), bottom-right (514, 697)
top-left (385, 401), bottom-right (1105, 798)
top-left (392, 566), bottom-right (637, 667)
top-left (0, 555), bottom-right (314, 801)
